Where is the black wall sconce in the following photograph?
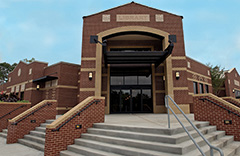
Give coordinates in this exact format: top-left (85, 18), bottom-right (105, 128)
top-left (89, 72), bottom-right (93, 80)
top-left (36, 85), bottom-right (40, 90)
top-left (176, 71), bottom-right (180, 80)
top-left (233, 89), bottom-right (235, 93)
top-left (90, 35), bottom-right (107, 46)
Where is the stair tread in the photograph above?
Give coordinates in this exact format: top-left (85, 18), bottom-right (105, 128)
top-left (18, 138), bottom-right (44, 151)
top-left (75, 138), bottom-right (182, 156)
top-left (88, 125), bottom-right (216, 140)
top-left (67, 145), bottom-right (124, 156)
top-left (60, 150), bottom-right (85, 156)
top-left (93, 121), bottom-right (209, 135)
top-left (24, 134), bottom-right (45, 142)
top-left (0, 132), bottom-right (7, 138)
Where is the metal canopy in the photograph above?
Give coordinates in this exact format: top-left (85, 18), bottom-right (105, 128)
top-left (33, 76), bottom-right (58, 83)
top-left (103, 42), bottom-right (174, 68)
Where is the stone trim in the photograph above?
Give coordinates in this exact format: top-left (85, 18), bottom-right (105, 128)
top-left (81, 68), bottom-right (96, 71)
top-left (80, 88), bottom-right (96, 91)
top-left (173, 87), bottom-right (188, 90)
top-left (81, 57), bottom-right (96, 61)
top-left (193, 93), bottom-right (240, 113)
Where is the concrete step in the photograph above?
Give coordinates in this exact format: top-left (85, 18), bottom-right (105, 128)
top-left (60, 150), bottom-right (85, 156)
top-left (35, 127), bottom-right (46, 132)
top-left (93, 121), bottom-right (209, 135)
top-left (72, 139), bottom-right (172, 156)
top-left (45, 119), bottom-right (55, 124)
top-left (63, 145), bottom-right (123, 156)
top-left (183, 136), bottom-right (235, 156)
top-left (0, 132), bottom-right (7, 138)
top-left (23, 134), bottom-right (45, 144)
top-left (2, 129), bottom-right (8, 134)
top-left (80, 130), bottom-right (225, 155)
top-left (18, 138), bottom-right (44, 151)
top-left (40, 123), bottom-right (49, 127)
top-left (219, 141), bottom-right (240, 156)
top-left (30, 130), bottom-right (45, 138)
top-left (87, 125), bottom-right (216, 144)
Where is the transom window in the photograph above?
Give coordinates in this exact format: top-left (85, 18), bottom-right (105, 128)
top-left (111, 75), bottom-right (151, 85)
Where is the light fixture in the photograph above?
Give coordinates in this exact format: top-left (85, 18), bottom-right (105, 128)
top-left (89, 72), bottom-right (93, 80)
top-left (176, 71), bottom-right (180, 80)
top-left (233, 89), bottom-right (235, 93)
top-left (36, 85), bottom-right (40, 90)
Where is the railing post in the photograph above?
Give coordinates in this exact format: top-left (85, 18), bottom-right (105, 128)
top-left (210, 148), bottom-right (213, 156)
top-left (165, 96), bottom-right (171, 128)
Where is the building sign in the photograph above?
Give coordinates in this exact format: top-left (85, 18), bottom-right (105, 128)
top-left (155, 14), bottom-right (164, 22)
top-left (102, 14), bottom-right (110, 22)
top-left (116, 14), bottom-right (150, 22)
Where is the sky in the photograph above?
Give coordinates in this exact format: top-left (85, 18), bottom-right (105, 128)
top-left (0, 0), bottom-right (240, 71)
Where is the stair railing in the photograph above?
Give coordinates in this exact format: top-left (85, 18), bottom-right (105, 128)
top-left (165, 95), bottom-right (224, 156)
top-left (0, 105), bottom-right (26, 120)
top-left (200, 98), bottom-right (240, 117)
top-left (12, 102), bottom-right (52, 125)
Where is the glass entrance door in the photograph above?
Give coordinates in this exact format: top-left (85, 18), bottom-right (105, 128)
top-left (110, 74), bottom-right (153, 113)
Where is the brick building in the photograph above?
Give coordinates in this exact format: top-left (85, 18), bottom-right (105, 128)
top-left (0, 61), bottom-right (80, 114)
top-left (218, 68), bottom-right (240, 99)
top-left (0, 2), bottom-right (214, 115)
top-left (79, 2), bottom-right (212, 114)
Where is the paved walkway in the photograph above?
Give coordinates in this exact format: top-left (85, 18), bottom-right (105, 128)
top-left (0, 114), bottom-right (195, 156)
top-left (0, 138), bottom-right (44, 156)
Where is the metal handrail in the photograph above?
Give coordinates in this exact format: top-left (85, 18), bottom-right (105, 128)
top-left (165, 95), bottom-right (224, 156)
top-left (200, 98), bottom-right (240, 117)
top-left (12, 103), bottom-right (52, 125)
top-left (52, 100), bottom-right (100, 132)
top-left (0, 105), bottom-right (26, 120)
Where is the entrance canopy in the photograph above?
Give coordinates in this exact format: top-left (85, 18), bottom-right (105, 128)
top-left (102, 31), bottom-right (174, 68)
top-left (33, 76), bottom-right (58, 83)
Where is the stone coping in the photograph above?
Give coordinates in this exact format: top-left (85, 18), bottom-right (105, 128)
top-left (0, 102), bottom-right (31, 105)
top-left (9, 100), bottom-right (57, 123)
top-left (193, 93), bottom-right (240, 113)
top-left (222, 96), bottom-right (240, 103)
top-left (46, 96), bottom-right (105, 129)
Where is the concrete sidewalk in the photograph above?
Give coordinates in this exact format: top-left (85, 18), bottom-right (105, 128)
top-left (0, 138), bottom-right (44, 156)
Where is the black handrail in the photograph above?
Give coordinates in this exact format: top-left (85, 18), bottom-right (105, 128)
top-left (12, 102), bottom-right (52, 125)
top-left (227, 101), bottom-right (240, 108)
top-left (199, 98), bottom-right (240, 117)
top-left (52, 100), bottom-right (100, 132)
top-left (0, 105), bottom-right (26, 120)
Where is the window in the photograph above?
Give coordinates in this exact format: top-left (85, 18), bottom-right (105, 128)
top-left (18, 68), bottom-right (21, 76)
top-left (45, 80), bottom-right (58, 88)
top-left (193, 82), bottom-right (198, 94)
top-left (205, 84), bottom-right (209, 93)
top-left (29, 68), bottom-right (32, 75)
top-left (125, 76), bottom-right (137, 85)
top-left (207, 70), bottom-right (210, 76)
top-left (199, 83), bottom-right (204, 94)
top-left (110, 75), bottom-right (152, 85)
top-left (111, 76), bottom-right (123, 85)
top-left (187, 62), bottom-right (191, 68)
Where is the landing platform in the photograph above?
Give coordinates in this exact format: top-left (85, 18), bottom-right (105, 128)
top-left (105, 114), bottom-right (195, 128)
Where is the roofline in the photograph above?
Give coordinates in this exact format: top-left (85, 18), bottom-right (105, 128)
top-left (83, 1), bottom-right (183, 19)
top-left (186, 56), bottom-right (210, 69)
top-left (8, 60), bottom-right (48, 75)
top-left (227, 68), bottom-right (235, 73)
top-left (46, 61), bottom-right (81, 69)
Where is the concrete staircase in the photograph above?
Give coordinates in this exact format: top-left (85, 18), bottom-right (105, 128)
top-left (15, 119), bottom-right (55, 151)
top-left (60, 121), bottom-right (240, 156)
top-left (0, 129), bottom-right (8, 138)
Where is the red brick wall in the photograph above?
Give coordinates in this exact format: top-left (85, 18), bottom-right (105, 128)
top-left (80, 2), bottom-right (185, 103)
top-left (223, 97), bottom-right (240, 108)
top-left (224, 68), bottom-right (240, 98)
top-left (7, 100), bottom-right (57, 144)
top-left (44, 98), bottom-right (105, 156)
top-left (0, 103), bottom-right (31, 132)
top-left (186, 57), bottom-right (212, 113)
top-left (193, 95), bottom-right (240, 141)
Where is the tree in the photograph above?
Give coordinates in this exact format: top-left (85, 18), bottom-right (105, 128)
top-left (0, 58), bottom-right (35, 83)
top-left (22, 58), bottom-right (35, 63)
top-left (207, 63), bottom-right (226, 95)
top-left (0, 62), bottom-right (17, 83)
